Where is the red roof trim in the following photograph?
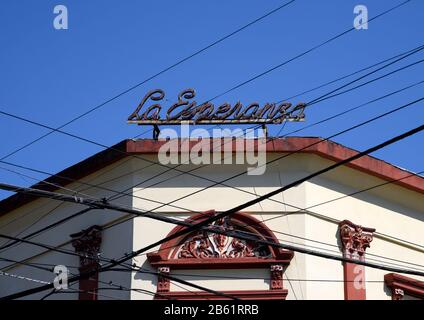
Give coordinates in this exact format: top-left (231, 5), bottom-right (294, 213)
top-left (385, 273), bottom-right (424, 299)
top-left (0, 137), bottom-right (423, 217)
top-left (126, 137), bottom-right (424, 194)
top-left (0, 140), bottom-right (128, 216)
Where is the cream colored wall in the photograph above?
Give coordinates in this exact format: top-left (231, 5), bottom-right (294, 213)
top-left (130, 154), bottom-right (307, 213)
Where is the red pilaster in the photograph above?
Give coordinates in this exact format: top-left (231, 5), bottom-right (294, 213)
top-left (270, 264), bottom-right (283, 290)
top-left (71, 225), bottom-right (102, 300)
top-left (157, 266), bottom-right (171, 293)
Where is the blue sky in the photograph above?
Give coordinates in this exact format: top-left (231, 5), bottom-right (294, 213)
top-left (0, 0), bottom-right (423, 200)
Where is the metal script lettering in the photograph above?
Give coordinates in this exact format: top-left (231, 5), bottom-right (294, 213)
top-left (128, 89), bottom-right (305, 125)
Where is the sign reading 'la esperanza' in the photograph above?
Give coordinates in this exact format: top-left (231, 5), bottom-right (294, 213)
top-left (128, 89), bottom-right (305, 125)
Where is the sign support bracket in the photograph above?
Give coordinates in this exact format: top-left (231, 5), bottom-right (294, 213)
top-left (153, 124), bottom-right (160, 140)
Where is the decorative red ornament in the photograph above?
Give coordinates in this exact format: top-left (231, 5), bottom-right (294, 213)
top-left (70, 225), bottom-right (102, 300)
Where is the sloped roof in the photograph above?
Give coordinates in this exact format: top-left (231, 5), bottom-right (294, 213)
top-left (0, 137), bottom-right (423, 216)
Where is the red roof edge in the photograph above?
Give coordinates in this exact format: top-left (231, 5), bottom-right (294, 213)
top-left (0, 137), bottom-right (423, 217)
top-left (0, 140), bottom-right (128, 215)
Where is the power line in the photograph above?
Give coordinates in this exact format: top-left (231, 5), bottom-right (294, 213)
top-left (4, 249), bottom-right (410, 290)
top-left (0, 110), bottom-right (261, 207)
top-left (0, 92), bottom-right (420, 262)
top-left (0, 198), bottom-right (66, 251)
top-left (104, 45), bottom-right (424, 200)
top-left (0, 255), bottom-right (171, 300)
top-left (278, 79), bottom-right (424, 137)
top-left (206, 0), bottom-right (413, 102)
top-left (108, 267), bottom-right (424, 283)
top-left (0, 0), bottom-right (411, 181)
top-left (11, 161), bottom-right (424, 272)
top-left (0, 207), bottom-right (94, 252)
top-left (1, 102), bottom-right (422, 298)
top-left (0, 156), bottom-right (144, 251)
top-left (101, 96), bottom-right (424, 234)
top-left (44, 286), bottom-right (126, 300)
top-left (108, 42), bottom-right (424, 201)
top-left (0, 43), bottom-right (420, 296)
top-left (0, 2), bottom-right (418, 298)
top-left (0, 2), bottom-right (418, 242)
top-left (2, 178), bottom-right (422, 272)
top-left (0, 220), bottom-right (422, 300)
top-left (112, 46), bottom-right (424, 200)
top-left (2, 164), bottom-right (423, 275)
top-left (109, 71), bottom-right (424, 204)
top-left (80, 49), bottom-right (424, 206)
top-left (307, 57), bottom-right (424, 107)
top-left (302, 45), bottom-right (424, 106)
top-left (0, 1), bottom-right (296, 162)
top-left (1, 94), bottom-right (422, 260)
top-left (2, 40), bottom-right (422, 213)
top-left (1, 236), bottom-right (421, 301)
top-left (105, 10), bottom-right (424, 203)
top-left (2, 75), bottom-right (421, 249)
top-left (0, 239), bottom-right (216, 300)
top-left (2, 119), bottom-right (424, 299)
top-left (2, 191), bottom-right (422, 275)
top-left (95, 121), bottom-right (424, 283)
top-left (276, 44), bottom-right (424, 103)
top-left (0, 232), bottom-right (238, 300)
top-left (0, 270), bottom-right (51, 285)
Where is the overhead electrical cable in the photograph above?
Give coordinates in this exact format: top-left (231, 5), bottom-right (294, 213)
top-left (0, 232), bottom-right (238, 300)
top-left (2, 42), bottom-right (422, 212)
top-left (205, 0), bottom-right (413, 102)
top-left (97, 97), bottom-right (424, 233)
top-left (0, 1), bottom-right (410, 182)
top-left (2, 39), bottom-right (423, 212)
top-left (1, 118), bottom-right (424, 299)
top-left (1, 96), bottom-right (422, 259)
top-left (2, 75), bottom-right (422, 245)
top-left (0, 0), bottom-right (297, 161)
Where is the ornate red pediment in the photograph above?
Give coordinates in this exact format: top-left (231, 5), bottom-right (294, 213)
top-left (146, 211), bottom-right (293, 300)
top-left (147, 211), bottom-right (293, 269)
top-left (177, 218), bottom-right (261, 260)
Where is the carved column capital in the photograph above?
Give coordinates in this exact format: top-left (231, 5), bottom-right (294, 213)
top-left (339, 220), bottom-right (375, 260)
top-left (70, 225), bottom-right (102, 300)
top-left (71, 225), bottom-right (102, 270)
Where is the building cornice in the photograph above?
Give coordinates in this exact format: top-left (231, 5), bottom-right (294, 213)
top-left (1, 137), bottom-right (423, 216)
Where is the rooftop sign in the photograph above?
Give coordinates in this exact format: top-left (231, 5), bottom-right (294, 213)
top-left (127, 89), bottom-right (305, 125)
